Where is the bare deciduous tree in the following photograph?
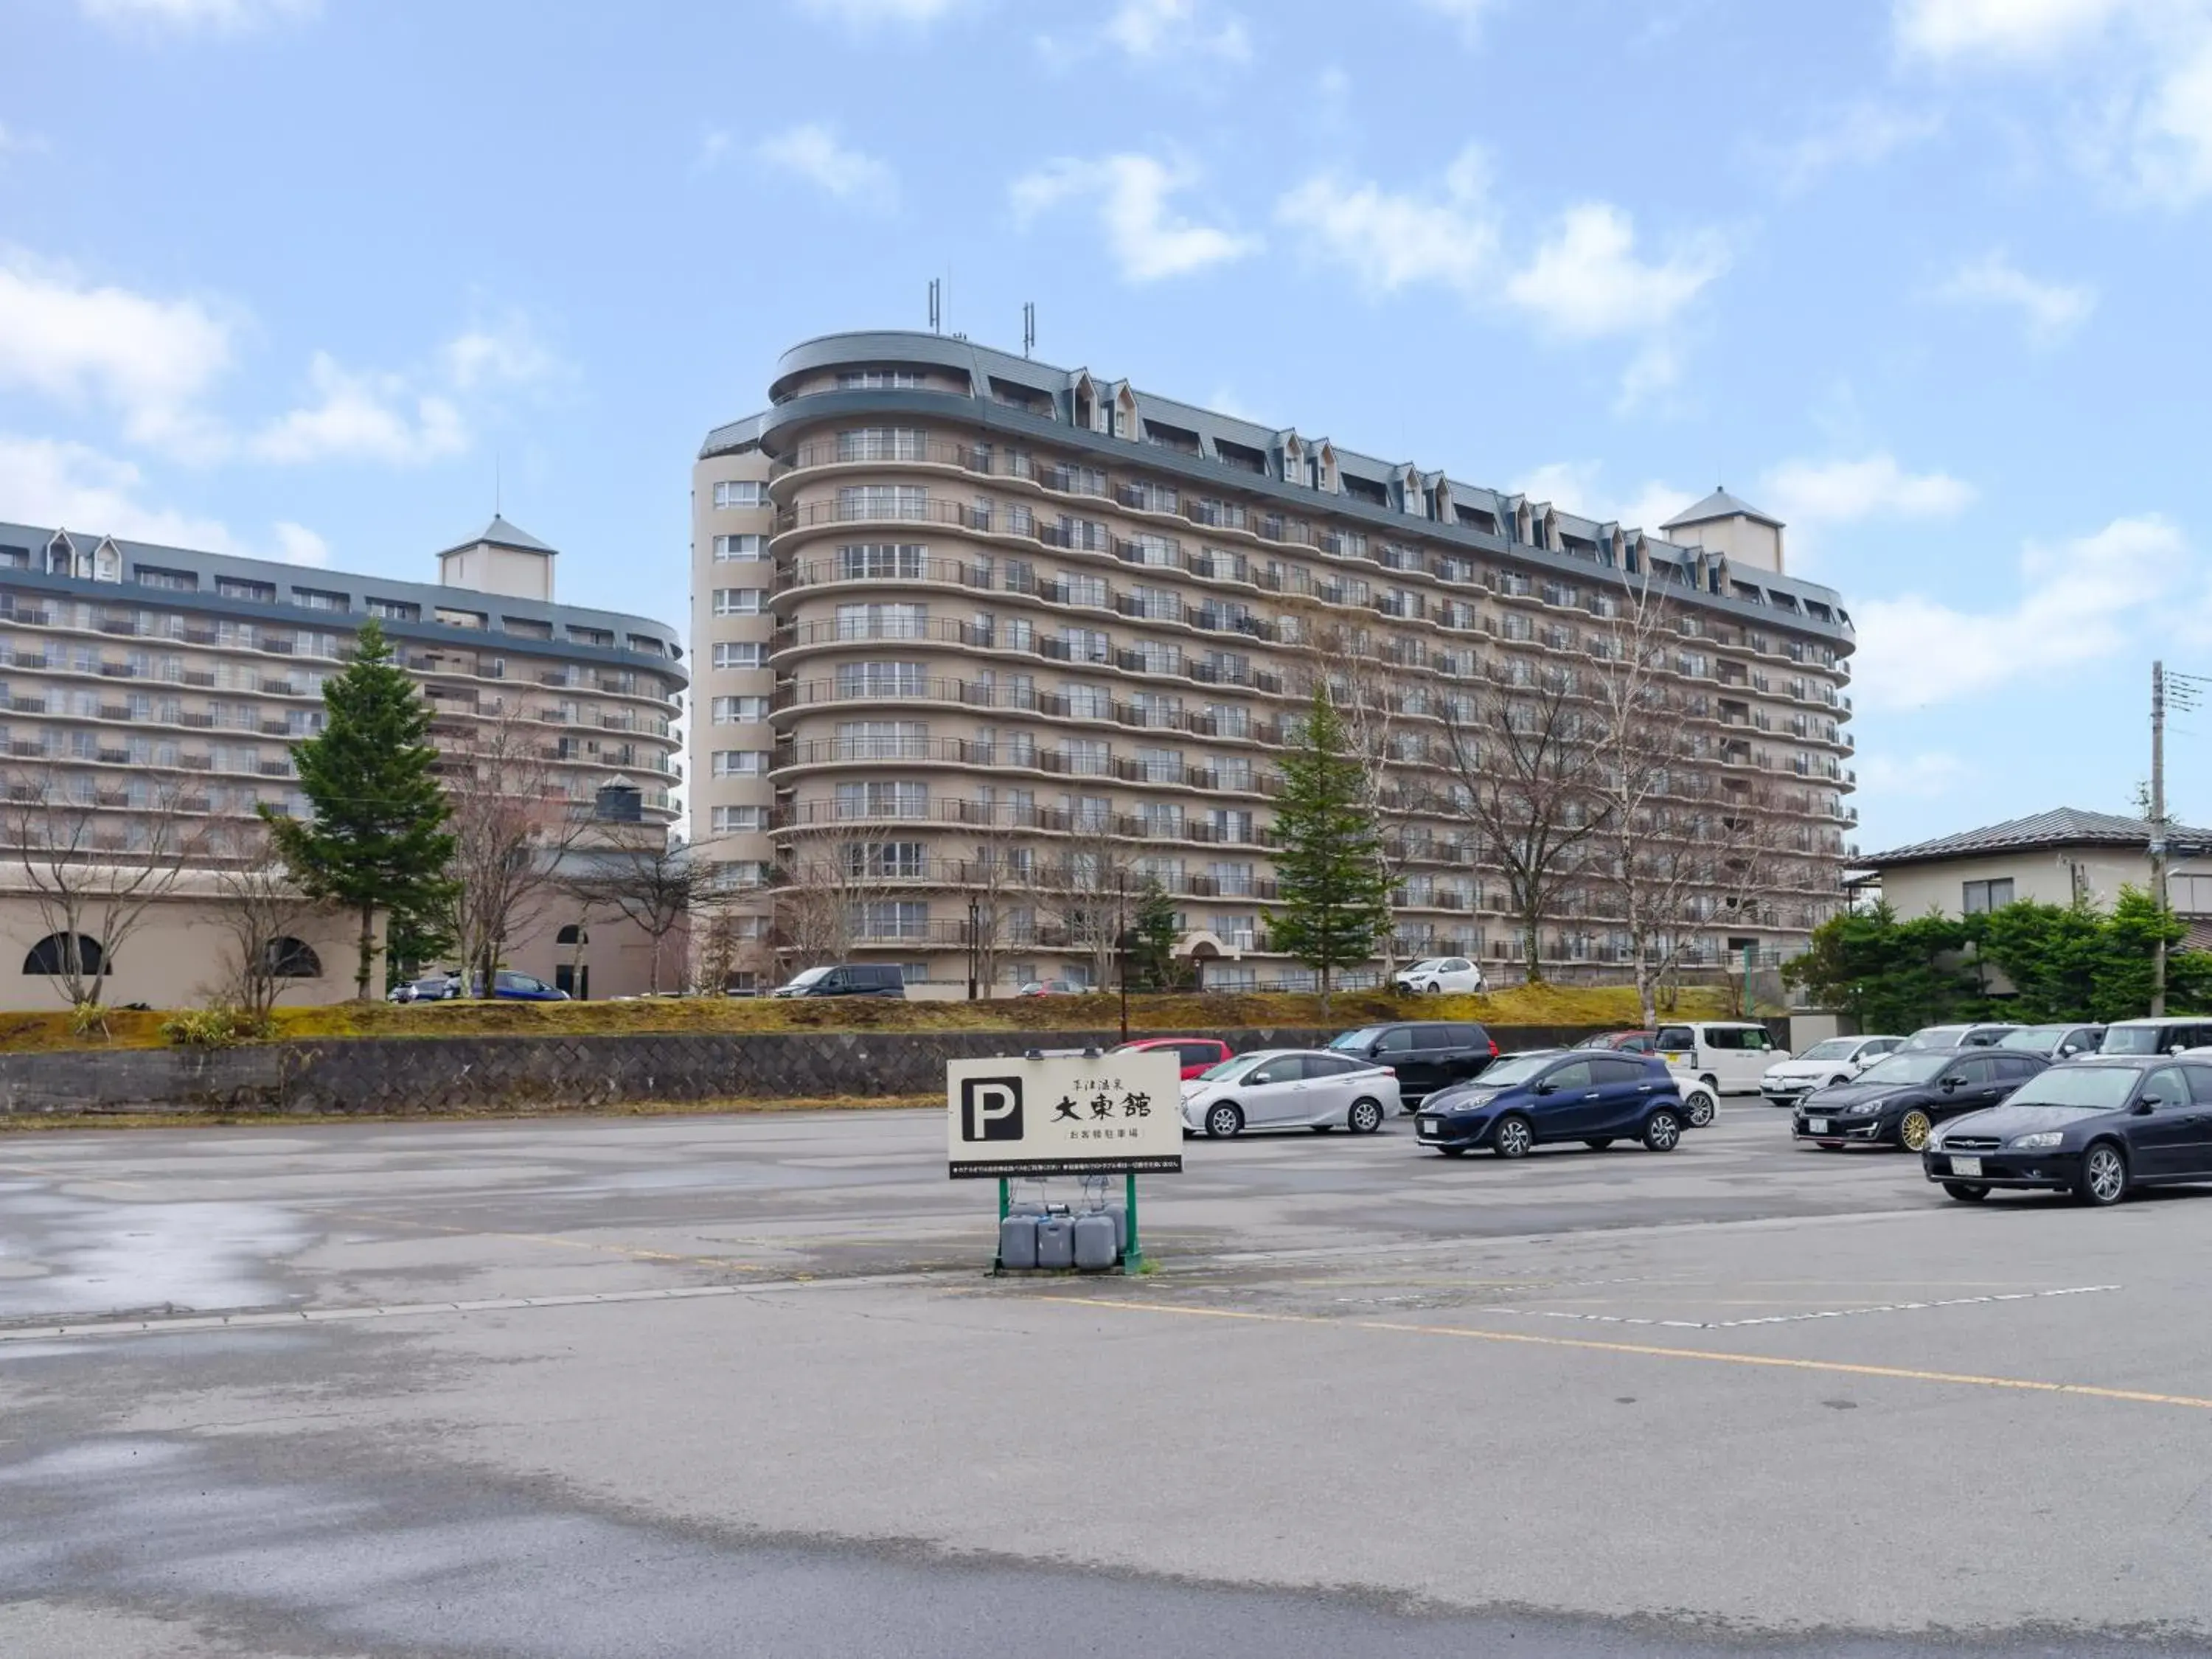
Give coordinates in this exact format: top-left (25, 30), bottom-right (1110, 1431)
top-left (1, 763), bottom-right (201, 1015)
top-left (1439, 653), bottom-right (1615, 986)
top-left (771, 824), bottom-right (893, 971)
top-left (959, 810), bottom-right (1034, 996)
top-left (566, 825), bottom-right (712, 995)
top-left (1027, 809), bottom-right (1130, 989)
top-left (204, 821), bottom-right (320, 1022)
top-left (440, 711), bottom-right (593, 992)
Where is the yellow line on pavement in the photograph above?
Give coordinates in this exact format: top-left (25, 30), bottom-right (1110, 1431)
top-left (1034, 1295), bottom-right (2212, 1413)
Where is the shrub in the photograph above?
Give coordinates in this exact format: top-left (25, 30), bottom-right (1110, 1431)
top-left (159, 1006), bottom-right (274, 1049)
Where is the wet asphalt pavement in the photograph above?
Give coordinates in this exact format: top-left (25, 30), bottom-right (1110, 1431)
top-left (4, 1107), bottom-right (2212, 1657)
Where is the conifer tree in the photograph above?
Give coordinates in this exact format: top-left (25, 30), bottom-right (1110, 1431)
top-left (1270, 687), bottom-right (1392, 1011)
top-left (266, 619), bottom-right (454, 999)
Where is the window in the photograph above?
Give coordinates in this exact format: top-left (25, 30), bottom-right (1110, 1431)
top-left (215, 577), bottom-right (276, 603)
top-left (713, 641), bottom-right (766, 670)
top-left (710, 750), bottom-right (771, 777)
top-left (434, 606), bottom-right (485, 630)
top-left (364, 598), bottom-right (419, 622)
top-left (569, 625), bottom-right (613, 648)
top-left (710, 805), bottom-right (768, 835)
top-left (836, 428), bottom-right (925, 462)
top-left (835, 720), bottom-right (926, 759)
top-left (712, 535), bottom-right (768, 562)
top-left (712, 588), bottom-right (768, 616)
top-left (293, 586), bottom-right (349, 612)
top-left (836, 369), bottom-right (922, 389)
top-left (835, 779), bottom-right (928, 818)
top-left (1961, 878), bottom-right (2014, 914)
top-left (848, 840), bottom-right (925, 878)
top-left (837, 484), bottom-right (928, 520)
top-left (23, 933), bottom-right (105, 975)
top-left (835, 601), bottom-right (924, 639)
top-left (712, 480), bottom-right (768, 509)
top-left (838, 543), bottom-right (925, 581)
top-left (1059, 737), bottom-right (1110, 775)
top-left (836, 660), bottom-right (927, 697)
top-left (134, 566), bottom-right (196, 591)
top-left (262, 937), bottom-right (321, 978)
top-left (1063, 683), bottom-right (1111, 720)
top-left (850, 900), bottom-right (929, 939)
top-left (710, 695), bottom-right (769, 724)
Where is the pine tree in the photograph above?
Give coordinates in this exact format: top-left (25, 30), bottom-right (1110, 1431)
top-left (1131, 879), bottom-right (1183, 991)
top-left (1270, 687), bottom-right (1391, 1011)
top-left (265, 619), bottom-right (455, 1000)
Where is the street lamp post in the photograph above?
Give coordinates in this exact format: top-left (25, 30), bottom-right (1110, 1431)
top-left (967, 898), bottom-right (980, 1001)
top-left (1117, 872), bottom-right (1130, 1043)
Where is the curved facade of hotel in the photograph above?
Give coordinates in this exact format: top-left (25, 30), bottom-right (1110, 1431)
top-left (693, 331), bottom-right (1857, 992)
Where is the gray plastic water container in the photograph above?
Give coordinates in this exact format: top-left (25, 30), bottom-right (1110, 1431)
top-left (1105, 1203), bottom-right (1128, 1252)
top-left (1034, 1214), bottom-right (1076, 1270)
top-left (1072, 1211), bottom-right (1118, 1271)
top-left (998, 1214), bottom-right (1040, 1270)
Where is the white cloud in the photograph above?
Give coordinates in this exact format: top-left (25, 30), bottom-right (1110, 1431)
top-left (756, 123), bottom-right (897, 206)
top-left (1509, 461), bottom-right (1697, 537)
top-left (1765, 103), bottom-right (1942, 193)
top-left (0, 251), bottom-right (234, 454)
top-left (1275, 145), bottom-right (1497, 296)
top-left (798, 0), bottom-right (967, 26)
top-left (1504, 204), bottom-right (1729, 339)
top-left (1935, 251), bottom-right (2098, 344)
top-left (1851, 515), bottom-right (2188, 711)
top-left (1761, 454), bottom-right (1978, 526)
top-left (2129, 29), bottom-right (2212, 204)
top-left (1012, 153), bottom-right (1258, 282)
top-left (78, 0), bottom-right (318, 34)
top-left (440, 313), bottom-right (563, 390)
top-left (248, 353), bottom-right (467, 466)
top-left (0, 434), bottom-right (327, 563)
top-left (1895, 0), bottom-right (2131, 60)
top-left (1104, 0), bottom-right (1250, 62)
top-left (1412, 0), bottom-right (1500, 43)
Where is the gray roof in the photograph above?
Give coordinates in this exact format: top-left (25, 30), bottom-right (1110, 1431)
top-left (1663, 489), bottom-right (1782, 531)
top-left (439, 515), bottom-right (557, 558)
top-left (1861, 808), bottom-right (2212, 868)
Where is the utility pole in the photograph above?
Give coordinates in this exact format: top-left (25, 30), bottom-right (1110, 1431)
top-left (2152, 660), bottom-right (2168, 1018)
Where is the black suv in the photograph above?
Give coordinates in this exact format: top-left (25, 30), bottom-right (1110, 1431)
top-left (1794, 1047), bottom-right (2048, 1152)
top-left (768, 964), bottom-right (906, 998)
top-left (1326, 1020), bottom-right (1496, 1105)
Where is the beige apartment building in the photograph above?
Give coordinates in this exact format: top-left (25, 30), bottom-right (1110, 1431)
top-left (0, 517), bottom-right (685, 1008)
top-left (692, 331), bottom-right (1857, 994)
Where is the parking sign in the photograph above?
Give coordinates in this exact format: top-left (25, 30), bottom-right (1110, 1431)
top-left (945, 1052), bottom-right (1183, 1178)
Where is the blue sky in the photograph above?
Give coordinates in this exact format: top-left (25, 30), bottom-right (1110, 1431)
top-left (5, 0), bottom-right (2211, 851)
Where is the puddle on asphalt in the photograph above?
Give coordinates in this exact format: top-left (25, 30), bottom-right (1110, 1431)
top-left (0, 1194), bottom-right (310, 1321)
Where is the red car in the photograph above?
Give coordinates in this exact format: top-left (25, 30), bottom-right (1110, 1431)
top-left (1110, 1037), bottom-right (1234, 1079)
top-left (1576, 1029), bottom-right (1660, 1054)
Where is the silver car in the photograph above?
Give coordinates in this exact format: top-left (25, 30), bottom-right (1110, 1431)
top-left (1180, 1049), bottom-right (1402, 1138)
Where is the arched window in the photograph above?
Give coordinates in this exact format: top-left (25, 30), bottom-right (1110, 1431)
top-left (24, 933), bottom-right (105, 975)
top-left (556, 925), bottom-right (588, 946)
top-left (262, 937), bottom-right (321, 978)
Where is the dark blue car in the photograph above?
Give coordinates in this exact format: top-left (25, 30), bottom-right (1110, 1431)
top-left (1414, 1050), bottom-right (1688, 1158)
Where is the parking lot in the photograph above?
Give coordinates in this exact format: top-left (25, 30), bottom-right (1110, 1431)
top-left (5, 1103), bottom-right (2212, 1657)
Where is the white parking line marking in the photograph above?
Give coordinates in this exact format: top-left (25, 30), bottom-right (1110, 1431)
top-left (1466, 1283), bottom-right (2121, 1331)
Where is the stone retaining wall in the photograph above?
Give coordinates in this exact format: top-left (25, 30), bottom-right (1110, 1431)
top-left (0, 1024), bottom-right (1627, 1117)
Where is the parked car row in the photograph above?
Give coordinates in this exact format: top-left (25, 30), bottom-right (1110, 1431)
top-left (389, 970), bottom-right (568, 1003)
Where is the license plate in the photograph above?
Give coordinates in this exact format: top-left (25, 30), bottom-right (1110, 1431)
top-left (1950, 1155), bottom-right (1983, 1178)
top-left (1418, 1118), bottom-right (1438, 1138)
top-left (1661, 1051), bottom-right (1688, 1063)
top-left (1808, 1118), bottom-right (1829, 1134)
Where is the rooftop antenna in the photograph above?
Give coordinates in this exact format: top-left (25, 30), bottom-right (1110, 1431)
top-left (1023, 301), bottom-right (1036, 358)
top-left (928, 277), bottom-right (941, 334)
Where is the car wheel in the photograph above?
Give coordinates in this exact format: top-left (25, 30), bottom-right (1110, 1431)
top-left (1642, 1108), bottom-right (1682, 1152)
top-left (1683, 1091), bottom-right (1717, 1128)
top-left (1942, 1182), bottom-right (1990, 1203)
top-left (1699, 1074), bottom-right (1719, 1096)
top-left (1897, 1109), bottom-right (1933, 1153)
top-left (1205, 1102), bottom-right (1244, 1139)
top-left (1829, 1075), bottom-right (1852, 1089)
top-left (1583, 1138), bottom-right (1615, 1150)
top-left (2077, 1141), bottom-right (2129, 1206)
top-left (1423, 983), bottom-right (1444, 994)
top-left (1492, 1114), bottom-right (1534, 1158)
top-left (1346, 1098), bottom-right (1385, 1135)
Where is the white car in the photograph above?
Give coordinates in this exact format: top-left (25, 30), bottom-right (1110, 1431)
top-left (1664, 1067), bottom-right (1722, 1129)
top-left (1394, 956), bottom-right (1485, 995)
top-left (1653, 1020), bottom-right (1789, 1094)
top-left (1759, 1035), bottom-right (1906, 1107)
top-left (1180, 1049), bottom-right (1402, 1138)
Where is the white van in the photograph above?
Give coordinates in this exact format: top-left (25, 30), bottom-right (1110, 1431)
top-left (1653, 1020), bottom-right (1788, 1094)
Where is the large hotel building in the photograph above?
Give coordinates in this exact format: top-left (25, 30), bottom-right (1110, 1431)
top-left (693, 331), bottom-right (1857, 993)
top-left (0, 517), bottom-right (684, 1006)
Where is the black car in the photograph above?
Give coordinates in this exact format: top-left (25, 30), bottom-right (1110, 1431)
top-left (1923, 1055), bottom-right (2212, 1206)
top-left (1327, 1020), bottom-right (1496, 1105)
top-left (768, 964), bottom-right (906, 998)
top-left (1416, 1051), bottom-right (1687, 1158)
top-left (1793, 1048), bottom-right (2049, 1152)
